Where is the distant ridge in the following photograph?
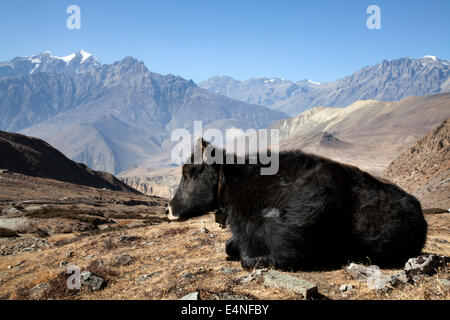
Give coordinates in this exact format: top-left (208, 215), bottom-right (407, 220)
top-left (200, 56), bottom-right (450, 115)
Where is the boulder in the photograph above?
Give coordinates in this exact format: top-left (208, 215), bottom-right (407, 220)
top-left (388, 270), bottom-right (410, 287)
top-left (404, 254), bottom-right (446, 277)
top-left (346, 263), bottom-right (382, 280)
top-left (80, 271), bottom-right (105, 291)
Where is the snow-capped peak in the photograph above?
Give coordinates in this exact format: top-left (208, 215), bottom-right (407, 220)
top-left (53, 50), bottom-right (92, 64)
top-left (422, 55), bottom-right (438, 61)
top-left (54, 53), bottom-right (76, 64)
top-left (307, 79), bottom-right (321, 85)
top-left (79, 50), bottom-right (92, 63)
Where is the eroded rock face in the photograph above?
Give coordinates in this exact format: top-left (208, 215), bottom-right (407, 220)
top-left (383, 118), bottom-right (450, 209)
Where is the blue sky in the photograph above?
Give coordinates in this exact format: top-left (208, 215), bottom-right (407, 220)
top-left (1, 0), bottom-right (449, 83)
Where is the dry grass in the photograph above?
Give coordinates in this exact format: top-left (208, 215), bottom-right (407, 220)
top-left (0, 213), bottom-right (448, 300)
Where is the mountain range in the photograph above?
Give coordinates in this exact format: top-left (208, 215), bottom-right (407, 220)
top-left (0, 51), bottom-right (287, 174)
top-left (199, 56), bottom-right (449, 115)
top-left (2, 51), bottom-right (449, 176)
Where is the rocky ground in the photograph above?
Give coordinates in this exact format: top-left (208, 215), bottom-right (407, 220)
top-left (0, 173), bottom-right (449, 300)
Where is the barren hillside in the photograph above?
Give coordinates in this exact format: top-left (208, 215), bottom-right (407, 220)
top-left (383, 119), bottom-right (450, 209)
top-left (0, 131), bottom-right (139, 194)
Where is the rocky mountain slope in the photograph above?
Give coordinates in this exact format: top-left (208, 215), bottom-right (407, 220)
top-left (0, 130), bottom-right (139, 194)
top-left (200, 56), bottom-right (450, 115)
top-left (118, 166), bottom-right (181, 199)
top-left (383, 119), bottom-right (450, 209)
top-left (0, 51), bottom-right (287, 174)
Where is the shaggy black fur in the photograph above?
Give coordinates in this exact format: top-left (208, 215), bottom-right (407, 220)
top-left (168, 140), bottom-right (428, 271)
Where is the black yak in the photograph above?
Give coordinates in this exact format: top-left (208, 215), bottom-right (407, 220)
top-left (167, 139), bottom-right (427, 270)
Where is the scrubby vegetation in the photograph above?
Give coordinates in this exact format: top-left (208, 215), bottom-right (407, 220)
top-left (0, 227), bottom-right (19, 238)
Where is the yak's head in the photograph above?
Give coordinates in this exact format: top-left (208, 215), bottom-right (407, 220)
top-left (166, 139), bottom-right (221, 221)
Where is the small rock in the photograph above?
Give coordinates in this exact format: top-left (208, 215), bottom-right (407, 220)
top-left (7, 265), bottom-right (12, 269)
top-left (119, 235), bottom-right (140, 242)
top-left (59, 260), bottom-right (69, 267)
top-left (182, 272), bottom-right (195, 280)
top-left (136, 271), bottom-right (162, 283)
top-left (66, 251), bottom-right (74, 258)
top-left (218, 266), bottom-right (238, 275)
top-left (437, 278), bottom-right (450, 291)
top-left (404, 254), bottom-right (446, 277)
top-left (85, 255), bottom-right (94, 260)
top-left (30, 283), bottom-right (50, 300)
top-left (339, 284), bottom-right (354, 292)
top-left (388, 270), bottom-right (410, 287)
top-left (115, 254), bottom-right (132, 266)
top-left (432, 238), bottom-right (449, 244)
top-left (179, 292), bottom-right (199, 300)
top-left (346, 263), bottom-right (382, 280)
top-left (200, 228), bottom-right (209, 234)
top-left (239, 269), bottom-right (266, 284)
top-left (263, 270), bottom-right (318, 299)
top-left (209, 234), bottom-right (215, 238)
top-left (95, 259), bottom-right (105, 267)
top-left (80, 271), bottom-right (92, 282)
